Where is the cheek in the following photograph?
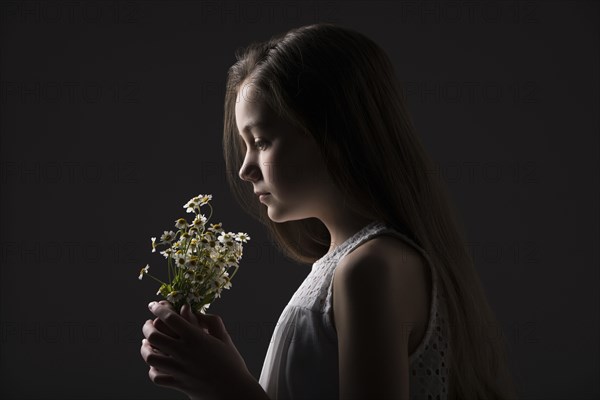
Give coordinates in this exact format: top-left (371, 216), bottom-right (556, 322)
top-left (281, 157), bottom-right (326, 197)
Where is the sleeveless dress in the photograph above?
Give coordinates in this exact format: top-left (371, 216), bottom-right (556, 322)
top-left (258, 220), bottom-right (451, 400)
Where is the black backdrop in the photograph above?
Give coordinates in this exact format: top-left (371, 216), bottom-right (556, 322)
top-left (1, 1), bottom-right (598, 399)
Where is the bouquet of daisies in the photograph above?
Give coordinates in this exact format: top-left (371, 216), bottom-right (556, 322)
top-left (138, 194), bottom-right (250, 314)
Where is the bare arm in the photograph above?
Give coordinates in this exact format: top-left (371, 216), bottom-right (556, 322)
top-left (220, 373), bottom-right (271, 400)
top-left (333, 244), bottom-right (425, 400)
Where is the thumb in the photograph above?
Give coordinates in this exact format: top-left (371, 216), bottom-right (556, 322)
top-left (158, 300), bottom-right (175, 311)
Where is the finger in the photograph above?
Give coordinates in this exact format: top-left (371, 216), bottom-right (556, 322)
top-left (141, 337), bottom-right (169, 356)
top-left (141, 336), bottom-right (169, 357)
top-left (141, 339), bottom-right (182, 375)
top-left (148, 302), bottom-right (194, 340)
top-left (154, 317), bottom-right (179, 339)
top-left (197, 313), bottom-right (232, 344)
top-left (180, 304), bottom-right (201, 325)
top-left (148, 366), bottom-right (180, 390)
top-left (181, 305), bottom-right (211, 334)
top-left (142, 319), bottom-right (181, 356)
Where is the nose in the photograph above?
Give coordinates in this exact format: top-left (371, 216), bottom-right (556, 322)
top-left (238, 160), bottom-right (261, 182)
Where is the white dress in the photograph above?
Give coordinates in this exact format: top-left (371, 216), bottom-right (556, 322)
top-left (258, 221), bottom-right (451, 400)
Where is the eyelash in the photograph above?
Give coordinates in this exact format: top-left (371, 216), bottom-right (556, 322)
top-left (253, 139), bottom-right (269, 151)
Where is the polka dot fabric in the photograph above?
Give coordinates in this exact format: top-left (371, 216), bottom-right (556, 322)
top-left (258, 221), bottom-right (450, 400)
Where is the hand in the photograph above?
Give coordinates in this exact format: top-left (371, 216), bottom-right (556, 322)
top-left (140, 300), bottom-right (255, 400)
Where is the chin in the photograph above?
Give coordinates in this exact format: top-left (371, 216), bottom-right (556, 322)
top-left (267, 207), bottom-right (310, 224)
top-left (266, 210), bottom-right (286, 223)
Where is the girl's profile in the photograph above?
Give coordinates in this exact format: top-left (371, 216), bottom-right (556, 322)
top-left (141, 22), bottom-right (518, 400)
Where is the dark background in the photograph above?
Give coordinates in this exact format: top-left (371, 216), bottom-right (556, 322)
top-left (1, 0), bottom-right (598, 399)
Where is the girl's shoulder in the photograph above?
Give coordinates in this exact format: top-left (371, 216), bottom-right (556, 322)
top-left (331, 233), bottom-right (426, 298)
top-left (345, 233), bottom-right (427, 271)
top-left (334, 232), bottom-right (432, 299)
top-left (331, 232), bottom-right (433, 352)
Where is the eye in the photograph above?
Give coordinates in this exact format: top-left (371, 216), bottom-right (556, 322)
top-left (253, 139), bottom-right (269, 151)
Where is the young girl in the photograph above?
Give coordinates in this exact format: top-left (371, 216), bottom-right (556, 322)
top-left (141, 23), bottom-right (518, 400)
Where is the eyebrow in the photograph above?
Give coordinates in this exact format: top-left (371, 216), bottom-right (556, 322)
top-left (239, 121), bottom-right (267, 136)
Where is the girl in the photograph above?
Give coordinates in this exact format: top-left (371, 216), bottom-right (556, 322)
top-left (141, 23), bottom-right (518, 400)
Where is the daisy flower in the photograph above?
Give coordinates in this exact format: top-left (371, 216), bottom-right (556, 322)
top-left (138, 264), bottom-right (150, 280)
top-left (200, 303), bottom-right (210, 313)
top-left (191, 214), bottom-right (207, 230)
top-left (183, 197), bottom-right (200, 213)
top-left (185, 256), bottom-right (200, 270)
top-left (166, 290), bottom-right (182, 303)
top-left (175, 218), bottom-right (188, 230)
top-left (209, 222), bottom-right (223, 232)
top-left (160, 248), bottom-right (173, 259)
top-left (235, 232), bottom-right (250, 243)
top-left (139, 193), bottom-right (249, 313)
top-left (160, 230), bottom-right (176, 243)
top-left (217, 232), bottom-right (234, 245)
top-left (198, 194), bottom-right (212, 205)
top-left (187, 292), bottom-right (202, 303)
top-left (174, 252), bottom-right (187, 268)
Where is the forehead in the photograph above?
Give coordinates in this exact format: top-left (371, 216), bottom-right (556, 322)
top-left (235, 83), bottom-right (274, 134)
top-left (233, 81), bottom-right (313, 146)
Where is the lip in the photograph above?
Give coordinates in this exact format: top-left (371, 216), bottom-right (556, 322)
top-left (254, 191), bottom-right (270, 196)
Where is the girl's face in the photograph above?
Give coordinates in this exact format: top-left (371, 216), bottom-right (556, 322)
top-left (235, 81), bottom-right (336, 223)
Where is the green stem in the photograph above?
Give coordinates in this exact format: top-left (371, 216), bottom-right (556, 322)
top-left (145, 273), bottom-right (166, 285)
top-left (206, 260), bottom-right (222, 283)
top-left (228, 263), bottom-right (240, 280)
top-left (167, 253), bottom-right (171, 283)
top-left (206, 203), bottom-right (213, 222)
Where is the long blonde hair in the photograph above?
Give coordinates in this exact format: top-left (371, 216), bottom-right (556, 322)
top-left (223, 23), bottom-right (519, 400)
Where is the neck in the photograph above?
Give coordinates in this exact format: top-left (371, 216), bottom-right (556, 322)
top-left (322, 215), bottom-right (376, 254)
